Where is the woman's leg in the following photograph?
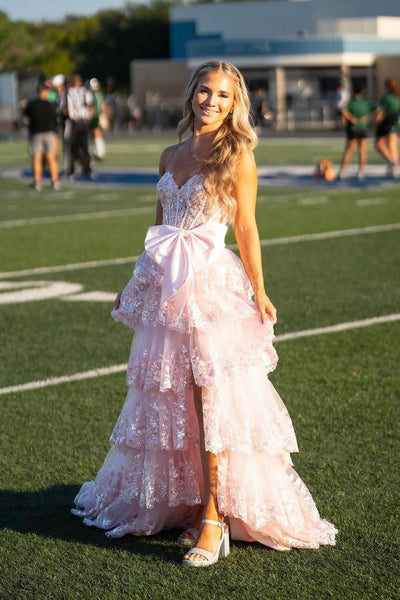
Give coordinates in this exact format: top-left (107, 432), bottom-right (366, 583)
top-left (388, 132), bottom-right (399, 173)
top-left (338, 138), bottom-right (356, 177)
top-left (183, 384), bottom-right (225, 562)
top-left (357, 138), bottom-right (368, 179)
top-left (93, 127), bottom-right (106, 160)
top-left (375, 135), bottom-right (392, 164)
top-left (45, 151), bottom-right (59, 186)
top-left (32, 152), bottom-right (43, 186)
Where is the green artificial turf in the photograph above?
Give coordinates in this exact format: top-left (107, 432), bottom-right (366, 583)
top-left (0, 133), bottom-right (381, 170)
top-left (0, 136), bottom-right (399, 600)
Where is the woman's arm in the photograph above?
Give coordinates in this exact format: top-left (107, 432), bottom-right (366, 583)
top-left (234, 150), bottom-right (277, 324)
top-left (341, 108), bottom-right (357, 124)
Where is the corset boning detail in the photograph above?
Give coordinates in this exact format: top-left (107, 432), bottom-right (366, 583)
top-left (157, 172), bottom-right (223, 229)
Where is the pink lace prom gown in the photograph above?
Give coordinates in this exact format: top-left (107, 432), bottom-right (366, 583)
top-left (72, 172), bottom-right (337, 550)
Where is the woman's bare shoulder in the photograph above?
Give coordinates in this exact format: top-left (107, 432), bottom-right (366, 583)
top-left (236, 146), bottom-right (257, 177)
top-left (239, 146), bottom-right (256, 165)
top-left (159, 141), bottom-right (186, 175)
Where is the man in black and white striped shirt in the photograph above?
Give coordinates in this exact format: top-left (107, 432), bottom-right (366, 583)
top-left (61, 74), bottom-right (94, 178)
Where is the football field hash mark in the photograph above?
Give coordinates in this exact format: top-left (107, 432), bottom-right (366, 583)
top-left (1, 313), bottom-right (399, 396)
top-left (1, 222), bottom-right (399, 280)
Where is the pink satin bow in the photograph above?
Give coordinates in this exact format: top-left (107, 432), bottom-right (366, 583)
top-left (144, 221), bottom-right (228, 306)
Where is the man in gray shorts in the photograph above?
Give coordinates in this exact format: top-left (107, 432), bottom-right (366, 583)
top-left (24, 84), bottom-right (60, 191)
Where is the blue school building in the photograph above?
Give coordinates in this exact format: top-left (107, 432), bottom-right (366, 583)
top-left (131, 0), bottom-right (400, 128)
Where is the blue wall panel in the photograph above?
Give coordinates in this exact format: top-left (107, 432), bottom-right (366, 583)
top-left (170, 21), bottom-right (197, 59)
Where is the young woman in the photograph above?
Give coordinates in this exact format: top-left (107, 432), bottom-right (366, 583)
top-left (72, 61), bottom-right (337, 566)
top-left (375, 78), bottom-right (400, 177)
top-left (337, 85), bottom-right (376, 180)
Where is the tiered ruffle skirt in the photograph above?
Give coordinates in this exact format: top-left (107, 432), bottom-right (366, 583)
top-left (72, 247), bottom-right (337, 549)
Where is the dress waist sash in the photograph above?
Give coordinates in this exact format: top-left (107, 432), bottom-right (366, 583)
top-left (144, 221), bottom-right (228, 306)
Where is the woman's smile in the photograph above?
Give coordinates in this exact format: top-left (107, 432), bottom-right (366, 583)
top-left (191, 70), bottom-right (235, 131)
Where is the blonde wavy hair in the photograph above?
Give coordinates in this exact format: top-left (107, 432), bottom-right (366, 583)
top-left (177, 61), bottom-right (258, 223)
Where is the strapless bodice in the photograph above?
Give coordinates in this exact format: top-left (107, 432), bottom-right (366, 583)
top-left (157, 172), bottom-right (223, 229)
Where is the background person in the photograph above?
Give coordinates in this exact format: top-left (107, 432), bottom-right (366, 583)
top-left (334, 84), bottom-right (349, 129)
top-left (127, 93), bottom-right (143, 130)
top-left (59, 76), bottom-right (73, 176)
top-left (24, 83), bottom-right (60, 191)
top-left (50, 74), bottom-right (66, 172)
top-left (61, 73), bottom-right (94, 179)
top-left (375, 78), bottom-right (400, 177)
top-left (250, 88), bottom-right (270, 130)
top-left (89, 77), bottom-right (107, 160)
top-left (337, 85), bottom-right (376, 180)
top-left (72, 61), bottom-right (337, 567)
top-left (37, 75), bottom-right (61, 177)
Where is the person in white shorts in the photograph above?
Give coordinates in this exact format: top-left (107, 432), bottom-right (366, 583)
top-left (24, 84), bottom-right (60, 191)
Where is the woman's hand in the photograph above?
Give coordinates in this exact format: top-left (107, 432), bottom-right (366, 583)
top-left (254, 289), bottom-right (277, 325)
top-left (114, 291), bottom-right (122, 310)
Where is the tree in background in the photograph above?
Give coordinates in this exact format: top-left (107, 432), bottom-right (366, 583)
top-left (0, 2), bottom-right (172, 90)
top-left (0, 11), bottom-right (42, 72)
top-left (74, 3), bottom-right (170, 91)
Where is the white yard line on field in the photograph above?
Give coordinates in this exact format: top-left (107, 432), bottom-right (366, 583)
top-left (0, 207), bottom-right (153, 229)
top-left (254, 222), bottom-right (400, 248)
top-left (1, 312), bottom-right (399, 396)
top-left (1, 222), bottom-right (399, 280)
top-left (297, 197), bottom-right (329, 206)
top-left (0, 256), bottom-right (141, 279)
top-left (356, 198), bottom-right (385, 207)
top-left (275, 313), bottom-right (400, 341)
top-left (0, 364), bottom-right (127, 396)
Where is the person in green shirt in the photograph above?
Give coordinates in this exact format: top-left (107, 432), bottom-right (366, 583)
top-left (338, 85), bottom-right (376, 180)
top-left (375, 78), bottom-right (400, 177)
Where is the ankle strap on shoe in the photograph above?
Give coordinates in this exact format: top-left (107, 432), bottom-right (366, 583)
top-left (202, 519), bottom-right (224, 528)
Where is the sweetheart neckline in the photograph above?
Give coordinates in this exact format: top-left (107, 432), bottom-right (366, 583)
top-left (160, 171), bottom-right (203, 191)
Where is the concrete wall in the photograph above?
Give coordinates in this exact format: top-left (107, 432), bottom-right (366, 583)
top-left (0, 71), bottom-right (18, 134)
top-left (0, 72), bottom-right (18, 122)
top-left (318, 17), bottom-right (400, 37)
top-left (375, 56), bottom-right (400, 97)
top-left (130, 59), bottom-right (191, 109)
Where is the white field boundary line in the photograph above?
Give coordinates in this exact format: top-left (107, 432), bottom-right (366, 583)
top-left (275, 313), bottom-right (400, 341)
top-left (1, 313), bottom-right (399, 396)
top-left (1, 222), bottom-right (399, 280)
top-left (230, 222), bottom-right (400, 251)
top-left (0, 207), bottom-right (153, 229)
top-left (0, 365), bottom-right (127, 396)
top-left (0, 255), bottom-right (141, 279)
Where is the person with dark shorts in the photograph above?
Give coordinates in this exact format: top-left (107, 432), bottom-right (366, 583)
top-left (375, 78), bottom-right (400, 178)
top-left (337, 85), bottom-right (376, 180)
top-left (24, 84), bottom-right (60, 191)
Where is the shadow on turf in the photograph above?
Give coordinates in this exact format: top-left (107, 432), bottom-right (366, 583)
top-left (0, 484), bottom-right (203, 563)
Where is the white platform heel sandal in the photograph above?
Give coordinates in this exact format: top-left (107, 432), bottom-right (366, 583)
top-left (182, 519), bottom-right (230, 567)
